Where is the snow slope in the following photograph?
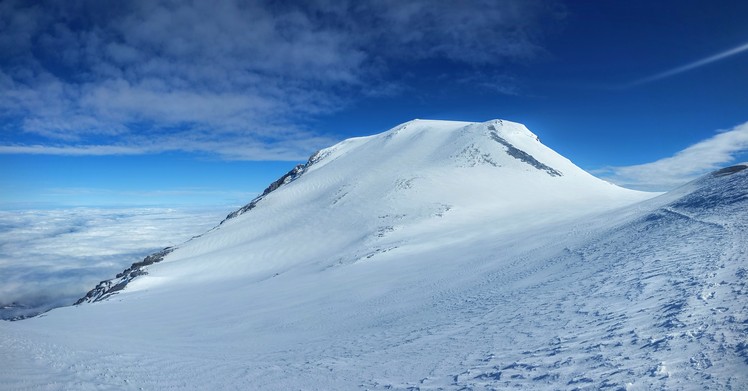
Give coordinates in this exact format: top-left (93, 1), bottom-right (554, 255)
top-left (2, 120), bottom-right (746, 390)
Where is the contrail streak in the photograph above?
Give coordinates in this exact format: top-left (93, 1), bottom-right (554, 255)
top-left (628, 41), bottom-right (748, 87)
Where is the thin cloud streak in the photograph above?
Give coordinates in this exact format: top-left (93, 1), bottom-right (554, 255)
top-left (0, 145), bottom-right (146, 156)
top-left (0, 129), bottom-right (340, 160)
top-left (598, 121), bottom-right (748, 191)
top-left (628, 41), bottom-right (748, 87)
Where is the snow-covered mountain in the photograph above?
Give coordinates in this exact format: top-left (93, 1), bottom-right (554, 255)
top-left (2, 119), bottom-right (746, 390)
top-left (76, 119), bottom-right (650, 304)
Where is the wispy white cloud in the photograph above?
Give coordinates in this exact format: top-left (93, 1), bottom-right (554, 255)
top-left (0, 129), bottom-right (336, 160)
top-left (597, 121), bottom-right (748, 190)
top-left (0, 207), bottom-right (231, 319)
top-left (627, 41), bottom-right (748, 87)
top-left (0, 144), bottom-right (146, 156)
top-left (0, 0), bottom-right (562, 160)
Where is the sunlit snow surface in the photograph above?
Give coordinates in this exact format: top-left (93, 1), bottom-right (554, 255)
top-left (2, 120), bottom-right (747, 390)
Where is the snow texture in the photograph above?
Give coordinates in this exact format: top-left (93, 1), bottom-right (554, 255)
top-left (1, 120), bottom-right (746, 390)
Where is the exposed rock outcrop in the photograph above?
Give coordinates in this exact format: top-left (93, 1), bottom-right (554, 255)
top-left (75, 247), bottom-right (175, 304)
top-left (221, 149), bottom-right (323, 223)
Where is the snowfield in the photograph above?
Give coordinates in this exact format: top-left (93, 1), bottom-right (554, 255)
top-left (1, 119), bottom-right (746, 390)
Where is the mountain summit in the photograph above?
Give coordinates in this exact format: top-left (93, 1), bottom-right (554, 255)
top-left (3, 120), bottom-right (746, 390)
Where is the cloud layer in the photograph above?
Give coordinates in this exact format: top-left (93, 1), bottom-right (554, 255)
top-left (598, 121), bottom-right (748, 191)
top-left (0, 207), bottom-right (231, 319)
top-left (0, 0), bottom-right (562, 160)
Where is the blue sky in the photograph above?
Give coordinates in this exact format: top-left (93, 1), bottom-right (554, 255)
top-left (1, 0), bottom-right (747, 207)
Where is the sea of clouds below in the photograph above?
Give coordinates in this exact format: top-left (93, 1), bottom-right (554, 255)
top-left (0, 207), bottom-right (233, 320)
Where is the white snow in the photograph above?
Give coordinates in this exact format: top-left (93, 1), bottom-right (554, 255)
top-left (1, 120), bottom-right (746, 390)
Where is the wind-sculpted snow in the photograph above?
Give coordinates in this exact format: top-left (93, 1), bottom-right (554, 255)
top-left (669, 164), bottom-right (748, 211)
top-left (2, 120), bottom-right (746, 390)
top-left (437, 170), bottom-right (748, 390)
